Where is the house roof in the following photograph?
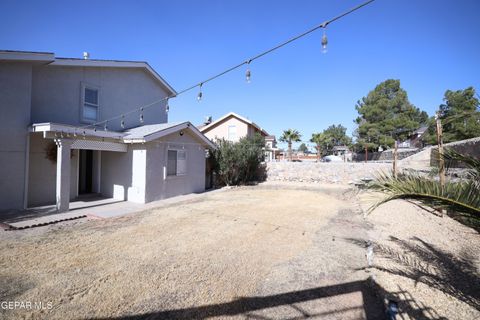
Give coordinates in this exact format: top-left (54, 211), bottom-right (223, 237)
top-left (31, 122), bottom-right (216, 149)
top-left (413, 126), bottom-right (428, 135)
top-left (0, 50), bottom-right (176, 96)
top-left (122, 122), bottom-right (216, 148)
top-left (199, 112), bottom-right (269, 136)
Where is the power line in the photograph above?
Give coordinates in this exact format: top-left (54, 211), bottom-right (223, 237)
top-left (79, 0), bottom-right (376, 132)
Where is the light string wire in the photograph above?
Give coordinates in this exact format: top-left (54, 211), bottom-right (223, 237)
top-left (77, 0), bottom-right (376, 133)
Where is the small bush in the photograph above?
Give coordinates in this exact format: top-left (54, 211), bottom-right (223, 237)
top-left (211, 134), bottom-right (266, 186)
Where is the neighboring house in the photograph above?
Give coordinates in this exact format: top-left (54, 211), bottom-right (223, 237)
top-left (264, 135), bottom-right (277, 162)
top-left (0, 50), bottom-right (215, 212)
top-left (398, 126), bottom-right (428, 149)
top-left (332, 146), bottom-right (352, 162)
top-left (198, 112), bottom-right (277, 161)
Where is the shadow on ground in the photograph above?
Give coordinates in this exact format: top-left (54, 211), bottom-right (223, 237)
top-left (93, 279), bottom-right (385, 320)
top-left (346, 236), bottom-right (480, 316)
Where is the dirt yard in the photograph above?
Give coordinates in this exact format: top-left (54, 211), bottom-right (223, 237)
top-left (0, 183), bottom-right (478, 319)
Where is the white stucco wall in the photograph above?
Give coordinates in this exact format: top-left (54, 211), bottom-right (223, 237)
top-left (145, 130), bottom-right (206, 202)
top-left (0, 62), bottom-right (32, 211)
top-left (101, 129), bottom-right (206, 204)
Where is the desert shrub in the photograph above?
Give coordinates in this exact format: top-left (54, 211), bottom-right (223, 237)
top-left (211, 133), bottom-right (266, 186)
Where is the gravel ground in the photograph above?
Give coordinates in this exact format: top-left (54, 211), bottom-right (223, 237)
top-left (358, 191), bottom-right (480, 320)
top-left (0, 185), bottom-right (382, 320)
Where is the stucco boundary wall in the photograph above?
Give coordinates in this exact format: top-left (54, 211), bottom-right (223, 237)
top-left (266, 161), bottom-right (391, 184)
top-left (430, 136), bottom-right (480, 167)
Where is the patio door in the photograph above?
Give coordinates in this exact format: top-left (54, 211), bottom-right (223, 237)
top-left (78, 150), bottom-right (94, 194)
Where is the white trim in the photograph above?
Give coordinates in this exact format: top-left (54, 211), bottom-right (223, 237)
top-left (32, 122), bottom-right (124, 139)
top-left (75, 149), bottom-right (80, 197)
top-left (80, 82), bottom-right (100, 123)
top-left (199, 112), bottom-right (269, 136)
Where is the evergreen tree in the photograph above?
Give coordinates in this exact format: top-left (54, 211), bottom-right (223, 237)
top-left (424, 87), bottom-right (480, 144)
top-left (354, 79), bottom-right (428, 151)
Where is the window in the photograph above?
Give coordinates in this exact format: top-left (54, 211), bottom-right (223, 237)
top-left (167, 150), bottom-right (187, 176)
top-left (82, 85), bottom-right (99, 122)
top-left (228, 125), bottom-right (237, 141)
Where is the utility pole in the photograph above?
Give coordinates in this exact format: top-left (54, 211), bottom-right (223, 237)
top-left (435, 112), bottom-right (445, 189)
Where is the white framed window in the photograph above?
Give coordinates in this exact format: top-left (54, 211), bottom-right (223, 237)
top-left (81, 83), bottom-right (99, 122)
top-left (167, 149), bottom-right (187, 176)
top-left (228, 125), bottom-right (237, 141)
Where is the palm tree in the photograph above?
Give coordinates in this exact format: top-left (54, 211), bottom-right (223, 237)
top-left (280, 129), bottom-right (301, 161)
top-left (367, 149), bottom-right (480, 221)
top-left (310, 132), bottom-right (328, 162)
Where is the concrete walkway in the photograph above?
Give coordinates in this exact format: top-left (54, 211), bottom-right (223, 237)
top-left (1, 189), bottom-right (224, 230)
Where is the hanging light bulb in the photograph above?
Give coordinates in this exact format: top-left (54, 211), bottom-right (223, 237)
top-left (94, 127), bottom-right (97, 132)
top-left (121, 115), bottom-right (125, 129)
top-left (197, 83), bottom-right (203, 102)
top-left (245, 60), bottom-right (251, 83)
top-left (82, 130), bottom-right (86, 139)
top-left (140, 107), bottom-right (144, 124)
top-left (165, 98), bottom-right (170, 113)
top-left (104, 121), bottom-right (108, 132)
top-left (73, 129), bottom-right (77, 137)
top-left (321, 28), bottom-right (328, 54)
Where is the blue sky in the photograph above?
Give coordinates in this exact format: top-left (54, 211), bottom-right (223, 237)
top-left (1, 0), bottom-right (479, 148)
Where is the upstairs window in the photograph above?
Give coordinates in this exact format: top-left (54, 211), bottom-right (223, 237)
top-left (167, 150), bottom-right (187, 176)
top-left (228, 125), bottom-right (237, 141)
top-left (82, 84), bottom-right (99, 122)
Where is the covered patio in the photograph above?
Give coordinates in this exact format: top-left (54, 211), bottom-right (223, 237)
top-left (29, 123), bottom-right (127, 213)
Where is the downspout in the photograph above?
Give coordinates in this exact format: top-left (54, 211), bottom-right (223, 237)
top-left (23, 131), bottom-right (30, 209)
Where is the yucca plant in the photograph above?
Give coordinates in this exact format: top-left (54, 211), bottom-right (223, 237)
top-left (367, 148), bottom-right (480, 220)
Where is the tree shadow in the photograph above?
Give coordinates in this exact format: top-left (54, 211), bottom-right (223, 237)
top-left (88, 278), bottom-right (442, 320)
top-left (345, 236), bottom-right (480, 312)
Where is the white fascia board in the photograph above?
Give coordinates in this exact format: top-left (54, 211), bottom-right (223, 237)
top-left (51, 59), bottom-right (177, 96)
top-left (199, 112), bottom-right (269, 136)
top-left (31, 123), bottom-right (124, 140)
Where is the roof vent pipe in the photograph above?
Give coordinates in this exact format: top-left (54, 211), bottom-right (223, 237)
top-left (83, 52), bottom-right (90, 60)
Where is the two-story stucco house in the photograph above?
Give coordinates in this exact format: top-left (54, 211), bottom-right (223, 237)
top-left (0, 50), bottom-right (215, 213)
top-left (198, 112), bottom-right (277, 161)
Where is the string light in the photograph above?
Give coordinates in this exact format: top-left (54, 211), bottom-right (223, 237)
top-left (321, 28), bottom-right (328, 53)
top-left (72, 0), bottom-right (375, 136)
top-left (245, 60), bottom-right (251, 83)
top-left (121, 115), bottom-right (125, 129)
top-left (165, 98), bottom-right (170, 113)
top-left (140, 107), bottom-right (144, 124)
top-left (82, 130), bottom-right (86, 139)
top-left (197, 83), bottom-right (203, 102)
top-left (104, 121), bottom-right (108, 131)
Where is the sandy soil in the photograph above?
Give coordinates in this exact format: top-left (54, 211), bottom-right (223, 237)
top-left (1, 184), bottom-right (478, 319)
top-left (359, 191), bottom-right (480, 320)
top-left (0, 185), bottom-right (383, 320)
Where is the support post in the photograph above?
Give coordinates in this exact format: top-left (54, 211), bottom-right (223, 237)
top-left (393, 140), bottom-right (398, 178)
top-left (365, 145), bottom-right (368, 163)
top-left (435, 114), bottom-right (445, 189)
top-left (55, 139), bottom-right (72, 212)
